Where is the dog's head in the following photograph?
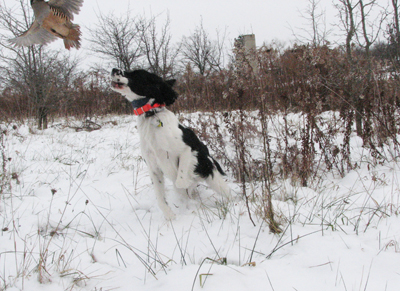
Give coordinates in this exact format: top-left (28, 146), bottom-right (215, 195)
top-left (111, 68), bottom-right (178, 106)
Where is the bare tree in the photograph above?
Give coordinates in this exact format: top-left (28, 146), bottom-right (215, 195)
top-left (294, 0), bottom-right (331, 46)
top-left (0, 0), bottom-right (79, 129)
top-left (391, 0), bottom-right (400, 43)
top-left (333, 0), bottom-right (387, 138)
top-left (387, 0), bottom-right (400, 62)
top-left (334, 0), bottom-right (365, 136)
top-left (139, 13), bottom-right (179, 79)
top-left (392, 0), bottom-right (400, 35)
top-left (358, 0), bottom-right (388, 59)
top-left (180, 19), bottom-right (226, 76)
top-left (87, 10), bottom-right (144, 71)
top-left (335, 0), bottom-right (360, 62)
top-left (357, 0), bottom-right (388, 145)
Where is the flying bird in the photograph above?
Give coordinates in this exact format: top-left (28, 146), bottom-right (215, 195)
top-left (9, 0), bottom-right (84, 50)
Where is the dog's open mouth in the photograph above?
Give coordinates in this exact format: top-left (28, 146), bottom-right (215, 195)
top-left (111, 81), bottom-right (126, 89)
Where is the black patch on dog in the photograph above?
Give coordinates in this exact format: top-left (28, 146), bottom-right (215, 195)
top-left (179, 125), bottom-right (225, 178)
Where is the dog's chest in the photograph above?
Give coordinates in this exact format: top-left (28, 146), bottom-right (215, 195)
top-left (137, 111), bottom-right (186, 158)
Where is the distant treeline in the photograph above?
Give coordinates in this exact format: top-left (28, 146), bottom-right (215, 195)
top-left (1, 43), bottom-right (400, 137)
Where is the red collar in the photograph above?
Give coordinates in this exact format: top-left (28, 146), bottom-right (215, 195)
top-left (133, 103), bottom-right (165, 116)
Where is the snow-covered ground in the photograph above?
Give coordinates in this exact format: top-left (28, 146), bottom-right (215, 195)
top-left (1, 113), bottom-right (400, 291)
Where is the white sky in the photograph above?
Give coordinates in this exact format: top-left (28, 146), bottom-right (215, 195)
top-left (42, 0), bottom-right (390, 68)
top-left (76, 0), bottom-right (336, 45)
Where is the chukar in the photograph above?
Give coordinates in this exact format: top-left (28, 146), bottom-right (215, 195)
top-left (9, 0), bottom-right (84, 50)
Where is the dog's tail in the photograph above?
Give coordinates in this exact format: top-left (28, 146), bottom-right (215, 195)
top-left (207, 169), bottom-right (230, 198)
top-left (206, 159), bottom-right (230, 198)
top-left (212, 158), bottom-right (225, 176)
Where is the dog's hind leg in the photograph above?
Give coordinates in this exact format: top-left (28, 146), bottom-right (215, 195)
top-left (175, 146), bottom-right (196, 189)
top-left (149, 169), bottom-right (176, 220)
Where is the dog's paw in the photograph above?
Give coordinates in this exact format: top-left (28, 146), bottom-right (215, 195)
top-left (175, 176), bottom-right (192, 189)
top-left (157, 200), bottom-right (176, 220)
top-left (163, 208), bottom-right (176, 220)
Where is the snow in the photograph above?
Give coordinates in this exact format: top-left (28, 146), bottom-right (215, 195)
top-left (1, 113), bottom-right (400, 290)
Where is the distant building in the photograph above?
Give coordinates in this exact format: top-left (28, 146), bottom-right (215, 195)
top-left (236, 34), bottom-right (256, 51)
top-left (234, 34), bottom-right (258, 73)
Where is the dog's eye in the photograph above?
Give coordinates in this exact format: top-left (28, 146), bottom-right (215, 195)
top-left (112, 68), bottom-right (123, 76)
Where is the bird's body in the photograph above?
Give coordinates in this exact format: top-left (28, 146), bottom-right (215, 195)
top-left (9, 0), bottom-right (83, 50)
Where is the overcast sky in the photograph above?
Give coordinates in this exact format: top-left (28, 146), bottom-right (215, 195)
top-left (41, 0), bottom-right (390, 68)
top-left (76, 0), bottom-right (337, 44)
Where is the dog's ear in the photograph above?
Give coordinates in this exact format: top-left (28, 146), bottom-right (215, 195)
top-left (136, 70), bottom-right (178, 106)
top-left (159, 80), bottom-right (178, 106)
top-left (165, 79), bottom-right (176, 87)
top-left (148, 74), bottom-right (178, 106)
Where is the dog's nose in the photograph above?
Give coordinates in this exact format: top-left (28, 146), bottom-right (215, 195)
top-left (111, 68), bottom-right (123, 76)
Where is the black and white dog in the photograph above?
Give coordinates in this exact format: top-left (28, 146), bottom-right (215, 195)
top-left (111, 68), bottom-right (230, 219)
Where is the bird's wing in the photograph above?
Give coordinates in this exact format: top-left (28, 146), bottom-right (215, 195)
top-left (8, 21), bottom-right (57, 47)
top-left (47, 0), bottom-right (84, 20)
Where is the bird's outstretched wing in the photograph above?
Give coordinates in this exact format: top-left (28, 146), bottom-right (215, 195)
top-left (47, 0), bottom-right (84, 20)
top-left (8, 21), bottom-right (57, 47)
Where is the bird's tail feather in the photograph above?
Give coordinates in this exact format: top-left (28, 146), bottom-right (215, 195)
top-left (64, 24), bottom-right (81, 50)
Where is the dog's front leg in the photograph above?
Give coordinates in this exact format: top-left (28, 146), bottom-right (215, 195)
top-left (149, 169), bottom-right (176, 220)
top-left (175, 146), bottom-right (196, 189)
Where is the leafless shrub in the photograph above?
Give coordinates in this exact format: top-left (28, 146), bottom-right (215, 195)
top-left (0, 127), bottom-right (10, 195)
top-left (173, 41), bottom-right (400, 227)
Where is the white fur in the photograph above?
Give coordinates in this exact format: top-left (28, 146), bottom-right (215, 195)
top-left (110, 75), bottom-right (143, 102)
top-left (137, 109), bottom-right (230, 220)
top-left (120, 89), bottom-right (144, 102)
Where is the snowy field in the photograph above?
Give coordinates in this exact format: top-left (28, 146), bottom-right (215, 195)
top-left (1, 113), bottom-right (400, 291)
